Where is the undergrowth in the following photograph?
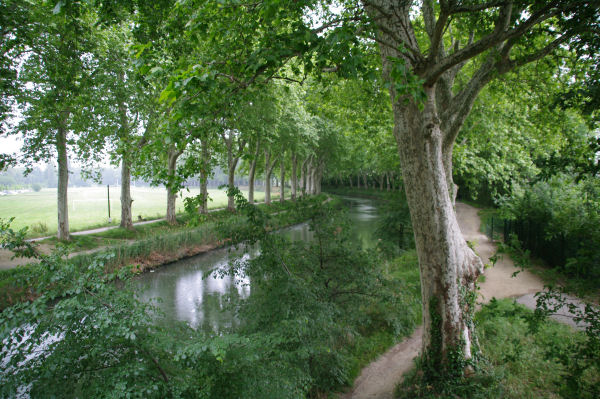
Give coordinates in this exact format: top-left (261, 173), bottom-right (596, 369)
top-left (396, 299), bottom-right (596, 399)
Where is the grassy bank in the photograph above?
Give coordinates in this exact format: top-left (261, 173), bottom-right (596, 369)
top-left (345, 250), bottom-right (421, 382)
top-left (0, 195), bottom-right (321, 309)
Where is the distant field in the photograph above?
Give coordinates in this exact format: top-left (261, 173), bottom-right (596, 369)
top-left (0, 186), bottom-right (270, 236)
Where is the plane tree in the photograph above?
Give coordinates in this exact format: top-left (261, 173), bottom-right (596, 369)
top-left (89, 22), bottom-right (161, 229)
top-left (6, 0), bottom-right (106, 240)
top-left (163, 0), bottom-right (600, 377)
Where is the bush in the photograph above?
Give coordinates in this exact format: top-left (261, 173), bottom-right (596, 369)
top-left (499, 175), bottom-right (600, 285)
top-left (526, 288), bottom-right (600, 399)
top-left (31, 183), bottom-right (42, 192)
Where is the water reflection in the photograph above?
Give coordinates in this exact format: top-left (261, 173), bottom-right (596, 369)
top-left (343, 197), bottom-right (380, 249)
top-left (135, 247), bottom-right (254, 331)
top-left (135, 196), bottom-right (381, 331)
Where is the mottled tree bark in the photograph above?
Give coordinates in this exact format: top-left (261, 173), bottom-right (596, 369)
top-left (363, 0), bottom-right (500, 370)
top-left (56, 122), bottom-right (70, 241)
top-left (120, 158), bottom-right (134, 229)
top-left (117, 89), bottom-right (134, 230)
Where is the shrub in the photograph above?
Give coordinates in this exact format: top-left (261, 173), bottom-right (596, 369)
top-left (499, 174), bottom-right (600, 284)
top-left (31, 183), bottom-right (42, 192)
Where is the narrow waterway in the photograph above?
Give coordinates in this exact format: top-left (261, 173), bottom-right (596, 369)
top-left (134, 196), bottom-right (381, 331)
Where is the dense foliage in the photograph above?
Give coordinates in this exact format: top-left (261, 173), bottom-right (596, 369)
top-left (0, 195), bottom-right (420, 398)
top-left (499, 175), bottom-right (600, 288)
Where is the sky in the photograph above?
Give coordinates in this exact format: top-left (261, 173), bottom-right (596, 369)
top-left (0, 135), bottom-right (23, 157)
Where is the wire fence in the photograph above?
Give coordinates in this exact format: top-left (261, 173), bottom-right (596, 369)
top-left (485, 215), bottom-right (569, 269)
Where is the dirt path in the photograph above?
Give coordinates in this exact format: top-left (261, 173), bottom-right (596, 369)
top-left (341, 202), bottom-right (548, 399)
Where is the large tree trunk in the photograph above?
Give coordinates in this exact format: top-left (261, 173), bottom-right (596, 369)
top-left (56, 124), bottom-right (69, 241)
top-left (306, 160), bottom-right (313, 195)
top-left (166, 189), bottom-right (176, 225)
top-left (392, 96), bottom-right (482, 373)
top-left (377, 38), bottom-right (484, 371)
top-left (248, 139), bottom-right (260, 204)
top-left (117, 86), bottom-right (133, 230)
top-left (279, 152), bottom-right (285, 203)
top-left (166, 148), bottom-right (182, 225)
top-left (120, 158), bottom-right (134, 229)
top-left (312, 165), bottom-right (319, 194)
top-left (227, 158), bottom-right (237, 211)
top-left (199, 177), bottom-right (208, 214)
top-left (291, 151), bottom-right (297, 201)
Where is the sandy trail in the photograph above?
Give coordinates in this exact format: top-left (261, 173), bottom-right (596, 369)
top-left (341, 202), bottom-right (547, 399)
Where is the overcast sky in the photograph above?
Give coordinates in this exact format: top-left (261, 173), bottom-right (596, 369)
top-left (0, 135), bottom-right (23, 156)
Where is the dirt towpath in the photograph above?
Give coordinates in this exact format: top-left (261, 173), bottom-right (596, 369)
top-left (341, 202), bottom-right (548, 399)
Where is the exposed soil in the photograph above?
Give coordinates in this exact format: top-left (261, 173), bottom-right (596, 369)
top-left (341, 328), bottom-right (423, 399)
top-left (130, 243), bottom-right (220, 273)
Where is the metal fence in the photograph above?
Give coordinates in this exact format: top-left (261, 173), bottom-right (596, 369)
top-left (486, 216), bottom-right (568, 269)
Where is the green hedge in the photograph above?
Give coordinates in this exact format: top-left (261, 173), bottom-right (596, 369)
top-left (499, 175), bottom-right (600, 282)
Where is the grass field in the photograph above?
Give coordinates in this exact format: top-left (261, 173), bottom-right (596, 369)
top-left (0, 186), bottom-right (272, 237)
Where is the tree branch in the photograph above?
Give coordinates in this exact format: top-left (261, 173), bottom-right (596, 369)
top-left (449, 0), bottom-right (509, 14)
top-left (428, 4), bottom-right (451, 61)
top-left (422, 0), bottom-right (436, 38)
top-left (505, 34), bottom-right (570, 71)
top-left (424, 1), bottom-right (564, 85)
top-left (441, 58), bottom-right (496, 147)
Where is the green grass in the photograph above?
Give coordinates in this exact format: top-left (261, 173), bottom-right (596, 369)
top-left (475, 299), bottom-right (595, 399)
top-left (346, 250), bottom-right (422, 384)
top-left (397, 299), bottom-right (595, 399)
top-left (0, 186), bottom-right (272, 237)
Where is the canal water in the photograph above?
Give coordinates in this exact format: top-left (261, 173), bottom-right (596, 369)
top-left (134, 196), bottom-right (381, 331)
